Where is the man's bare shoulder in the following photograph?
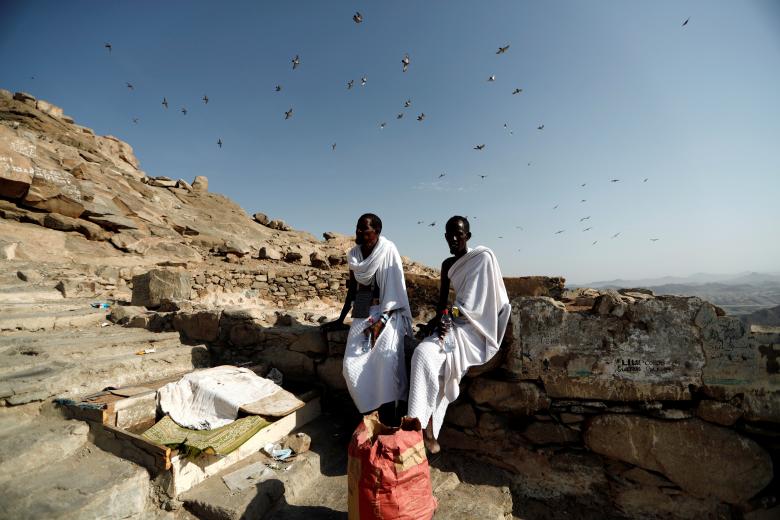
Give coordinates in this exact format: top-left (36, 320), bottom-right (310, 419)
top-left (441, 256), bottom-right (457, 272)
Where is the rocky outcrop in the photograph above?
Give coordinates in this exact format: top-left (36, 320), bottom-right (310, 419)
top-left (131, 269), bottom-right (192, 308)
top-left (584, 415), bottom-right (772, 504)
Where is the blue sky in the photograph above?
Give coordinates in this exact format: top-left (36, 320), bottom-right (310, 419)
top-left (2, 1), bottom-right (779, 283)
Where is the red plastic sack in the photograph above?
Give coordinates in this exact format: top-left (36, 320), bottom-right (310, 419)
top-left (347, 412), bottom-right (437, 520)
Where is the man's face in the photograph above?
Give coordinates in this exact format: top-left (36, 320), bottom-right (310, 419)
top-left (355, 218), bottom-right (378, 245)
top-left (444, 220), bottom-right (470, 255)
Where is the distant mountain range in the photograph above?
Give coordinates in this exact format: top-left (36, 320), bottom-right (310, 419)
top-left (581, 271), bottom-right (780, 288)
top-left (573, 272), bottom-right (780, 316)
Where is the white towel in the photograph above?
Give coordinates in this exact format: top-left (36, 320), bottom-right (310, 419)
top-left (443, 246), bottom-right (511, 401)
top-left (158, 366), bottom-right (280, 430)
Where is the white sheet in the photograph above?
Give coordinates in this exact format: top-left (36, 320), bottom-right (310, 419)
top-left (158, 366), bottom-right (280, 430)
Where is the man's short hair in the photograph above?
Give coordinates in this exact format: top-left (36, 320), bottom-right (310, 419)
top-left (446, 215), bottom-right (470, 233)
top-left (359, 213), bottom-right (383, 233)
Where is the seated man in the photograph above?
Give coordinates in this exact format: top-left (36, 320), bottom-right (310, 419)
top-left (321, 213), bottom-right (413, 424)
top-left (408, 215), bottom-right (511, 452)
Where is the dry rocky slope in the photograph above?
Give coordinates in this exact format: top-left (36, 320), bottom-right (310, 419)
top-left (1, 90), bottom-right (779, 520)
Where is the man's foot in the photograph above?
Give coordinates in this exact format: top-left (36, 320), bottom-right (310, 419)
top-left (424, 434), bottom-right (441, 454)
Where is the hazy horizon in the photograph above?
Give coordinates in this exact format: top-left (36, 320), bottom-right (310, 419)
top-left (3, 1), bottom-right (779, 282)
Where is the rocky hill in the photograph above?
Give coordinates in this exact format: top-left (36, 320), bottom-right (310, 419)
top-left (0, 89), bottom-right (437, 307)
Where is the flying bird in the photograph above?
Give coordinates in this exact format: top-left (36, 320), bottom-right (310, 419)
top-left (132, 118), bottom-right (139, 124)
top-left (181, 107), bottom-right (187, 115)
top-left (552, 204), bottom-right (558, 210)
top-left (417, 113), bottom-right (425, 121)
top-left (581, 183), bottom-right (587, 187)
top-left (512, 88), bottom-right (523, 95)
top-left (478, 174), bottom-right (488, 179)
top-left (217, 138), bottom-right (222, 148)
top-left (428, 221), bottom-right (436, 227)
top-left (487, 75), bottom-right (496, 82)
top-left (682, 17), bottom-right (690, 26)
top-left (474, 144), bottom-right (485, 151)
top-left (610, 179), bottom-right (620, 183)
top-left (580, 216), bottom-right (591, 221)
top-left (275, 85), bottom-right (282, 92)
top-left (161, 97), bottom-right (168, 109)
top-left (396, 113), bottom-right (404, 119)
top-left (643, 178), bottom-right (648, 182)
top-left (417, 220), bottom-right (424, 225)
top-left (291, 55), bottom-right (300, 70)
top-left (503, 123), bottom-right (513, 135)
top-left (404, 99), bottom-right (412, 108)
top-left (401, 54), bottom-right (410, 72)
top-left (537, 124), bottom-right (544, 130)
top-left (555, 230), bottom-right (565, 235)
top-left (650, 238), bottom-right (660, 242)
top-left (126, 82), bottom-right (134, 90)
top-left (379, 122), bottom-right (386, 129)
top-left (592, 240), bottom-right (598, 245)
top-left (284, 108), bottom-right (293, 119)
top-left (332, 143), bottom-right (336, 151)
top-left (496, 45), bottom-right (510, 54)
top-left (611, 232), bottom-right (621, 239)
top-left (516, 226), bottom-right (524, 230)
top-left (202, 95), bottom-right (209, 104)
top-left (438, 172), bottom-right (446, 178)
top-left (104, 43), bottom-right (112, 54)
top-left (360, 76), bottom-right (367, 86)
top-left (580, 199), bottom-right (587, 203)
top-left (583, 227), bottom-right (592, 232)
top-left (353, 11), bottom-right (363, 23)
top-left (347, 79), bottom-right (354, 89)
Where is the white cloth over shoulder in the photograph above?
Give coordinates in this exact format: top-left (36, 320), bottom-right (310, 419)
top-left (158, 366), bottom-right (280, 430)
top-left (408, 246), bottom-right (510, 438)
top-left (347, 236), bottom-right (413, 321)
top-left (343, 237), bottom-right (412, 412)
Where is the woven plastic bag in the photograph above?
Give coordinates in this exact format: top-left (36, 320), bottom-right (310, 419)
top-left (347, 412), bottom-right (437, 520)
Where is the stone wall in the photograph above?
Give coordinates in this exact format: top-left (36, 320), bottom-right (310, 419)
top-left (120, 271), bottom-right (779, 517)
top-left (206, 296), bottom-right (776, 516)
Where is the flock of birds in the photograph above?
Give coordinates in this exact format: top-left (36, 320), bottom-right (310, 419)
top-left (95, 11), bottom-right (694, 252)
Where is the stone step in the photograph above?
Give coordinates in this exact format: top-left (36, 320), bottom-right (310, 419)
top-left (0, 414), bottom-right (89, 484)
top-left (181, 414), bottom-right (349, 520)
top-left (1, 443), bottom-right (152, 520)
top-left (0, 327), bottom-right (210, 406)
top-left (0, 286), bottom-right (64, 303)
top-left (0, 304), bottom-right (108, 331)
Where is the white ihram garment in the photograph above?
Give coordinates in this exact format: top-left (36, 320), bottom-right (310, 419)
top-left (342, 236), bottom-right (413, 413)
top-left (408, 246), bottom-right (510, 438)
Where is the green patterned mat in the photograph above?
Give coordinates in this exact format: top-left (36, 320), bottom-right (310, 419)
top-left (142, 415), bottom-right (270, 459)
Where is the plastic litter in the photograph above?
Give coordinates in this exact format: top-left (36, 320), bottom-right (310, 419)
top-left (135, 348), bottom-right (156, 355)
top-left (263, 442), bottom-right (292, 461)
top-left (91, 302), bottom-right (111, 309)
top-left (266, 368), bottom-right (283, 386)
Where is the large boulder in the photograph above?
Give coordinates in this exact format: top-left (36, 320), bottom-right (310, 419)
top-left (584, 415), bottom-right (773, 504)
top-left (191, 176), bottom-right (208, 192)
top-left (0, 126), bottom-right (34, 199)
top-left (505, 296), bottom-right (706, 401)
top-left (131, 269), bottom-right (192, 308)
top-left (467, 379), bottom-right (550, 415)
top-left (172, 310), bottom-right (221, 342)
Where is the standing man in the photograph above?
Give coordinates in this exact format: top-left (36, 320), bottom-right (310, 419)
top-left (321, 214), bottom-right (413, 423)
top-left (408, 216), bottom-right (511, 452)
